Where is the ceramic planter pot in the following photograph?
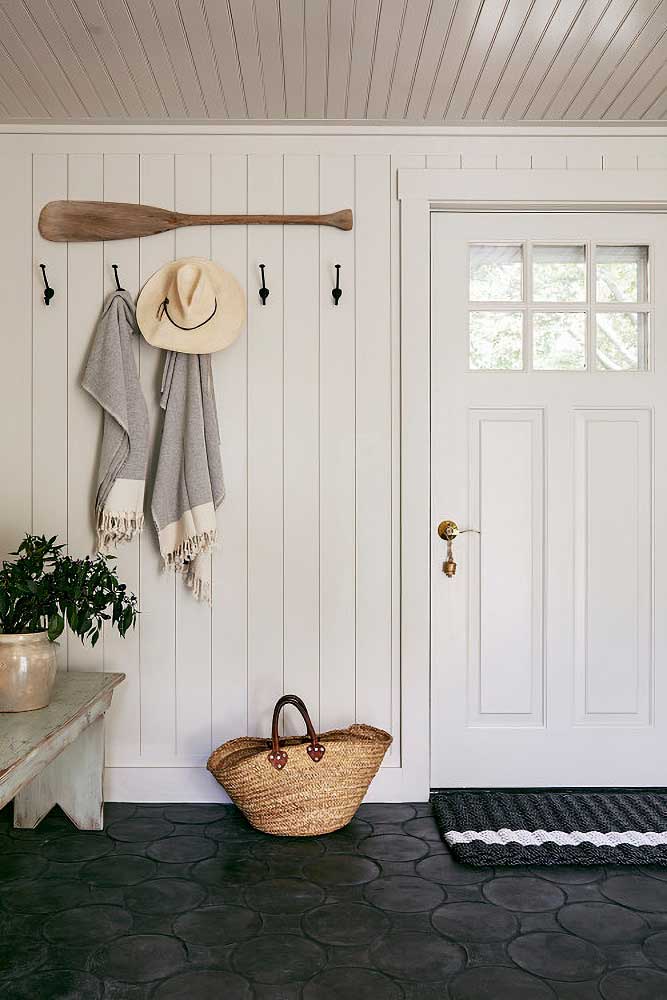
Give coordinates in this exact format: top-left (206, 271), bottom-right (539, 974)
top-left (0, 631), bottom-right (58, 712)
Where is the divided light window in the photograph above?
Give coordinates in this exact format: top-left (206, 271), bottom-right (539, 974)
top-left (468, 243), bottom-right (650, 372)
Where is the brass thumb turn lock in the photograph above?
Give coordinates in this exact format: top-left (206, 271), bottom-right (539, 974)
top-left (437, 520), bottom-right (480, 577)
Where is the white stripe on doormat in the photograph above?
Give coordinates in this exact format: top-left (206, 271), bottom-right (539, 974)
top-left (445, 829), bottom-right (667, 847)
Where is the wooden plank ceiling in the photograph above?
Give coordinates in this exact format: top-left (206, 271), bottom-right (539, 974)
top-left (1, 0), bottom-right (666, 124)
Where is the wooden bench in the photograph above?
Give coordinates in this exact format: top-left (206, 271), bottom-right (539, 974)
top-left (0, 671), bottom-right (124, 830)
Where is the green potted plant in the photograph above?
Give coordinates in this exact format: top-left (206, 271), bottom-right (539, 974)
top-left (0, 534), bottom-right (137, 712)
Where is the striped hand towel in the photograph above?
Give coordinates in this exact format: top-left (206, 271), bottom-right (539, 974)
top-left (82, 290), bottom-right (149, 552)
top-left (151, 351), bottom-right (225, 603)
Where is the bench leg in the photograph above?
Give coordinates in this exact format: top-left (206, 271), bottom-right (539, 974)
top-left (14, 716), bottom-right (105, 831)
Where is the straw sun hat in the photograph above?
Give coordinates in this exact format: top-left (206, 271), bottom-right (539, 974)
top-left (137, 257), bottom-right (246, 354)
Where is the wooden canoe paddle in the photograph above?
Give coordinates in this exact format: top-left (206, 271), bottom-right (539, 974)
top-left (39, 200), bottom-right (353, 242)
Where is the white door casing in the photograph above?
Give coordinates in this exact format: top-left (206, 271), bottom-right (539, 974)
top-left (430, 210), bottom-right (666, 787)
top-left (396, 167), bottom-right (667, 793)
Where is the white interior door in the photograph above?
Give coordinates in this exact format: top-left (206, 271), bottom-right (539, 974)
top-left (431, 212), bottom-right (667, 787)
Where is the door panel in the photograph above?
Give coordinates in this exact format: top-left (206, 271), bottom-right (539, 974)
top-left (573, 408), bottom-right (652, 725)
top-left (470, 408), bottom-right (544, 725)
top-left (431, 212), bottom-right (665, 787)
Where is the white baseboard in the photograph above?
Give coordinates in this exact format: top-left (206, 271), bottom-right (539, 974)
top-left (104, 765), bottom-right (429, 803)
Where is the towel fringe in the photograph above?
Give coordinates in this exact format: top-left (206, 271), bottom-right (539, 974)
top-left (162, 530), bottom-right (217, 573)
top-left (161, 531), bottom-right (216, 606)
top-left (185, 565), bottom-right (212, 606)
top-left (97, 510), bottom-right (144, 552)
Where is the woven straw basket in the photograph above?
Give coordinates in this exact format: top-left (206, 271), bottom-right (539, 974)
top-left (207, 694), bottom-right (392, 836)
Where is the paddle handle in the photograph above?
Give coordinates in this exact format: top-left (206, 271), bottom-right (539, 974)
top-left (178, 210), bottom-right (352, 230)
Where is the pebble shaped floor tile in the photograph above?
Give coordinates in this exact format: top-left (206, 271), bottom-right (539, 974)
top-left (3, 801), bottom-right (667, 997)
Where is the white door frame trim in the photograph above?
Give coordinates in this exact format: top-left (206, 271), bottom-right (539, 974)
top-left (396, 167), bottom-right (667, 801)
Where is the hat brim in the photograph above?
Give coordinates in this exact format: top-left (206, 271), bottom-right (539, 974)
top-left (136, 257), bottom-right (246, 354)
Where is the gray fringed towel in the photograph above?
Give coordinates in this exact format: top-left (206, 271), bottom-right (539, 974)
top-left (152, 351), bottom-right (225, 603)
top-left (82, 290), bottom-right (149, 552)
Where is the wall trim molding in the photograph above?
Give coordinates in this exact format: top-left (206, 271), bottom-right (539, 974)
top-left (2, 122), bottom-right (667, 137)
top-left (398, 168), bottom-right (667, 204)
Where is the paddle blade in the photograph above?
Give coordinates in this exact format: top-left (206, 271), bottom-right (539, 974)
top-left (325, 209), bottom-right (353, 231)
top-left (39, 200), bottom-right (179, 242)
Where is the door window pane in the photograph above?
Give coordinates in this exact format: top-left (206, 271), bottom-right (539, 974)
top-left (596, 245), bottom-right (648, 303)
top-left (470, 244), bottom-right (522, 302)
top-left (595, 312), bottom-right (646, 370)
top-left (532, 245), bottom-right (586, 302)
top-left (533, 312), bottom-right (587, 370)
top-left (469, 311), bottom-right (523, 370)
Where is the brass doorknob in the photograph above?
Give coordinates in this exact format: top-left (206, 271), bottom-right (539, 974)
top-left (437, 520), bottom-right (480, 577)
top-left (437, 520), bottom-right (459, 542)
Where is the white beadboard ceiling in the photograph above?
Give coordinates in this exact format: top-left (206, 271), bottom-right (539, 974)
top-left (1, 0), bottom-right (666, 124)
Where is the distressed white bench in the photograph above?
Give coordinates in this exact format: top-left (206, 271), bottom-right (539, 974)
top-left (0, 671), bottom-right (124, 831)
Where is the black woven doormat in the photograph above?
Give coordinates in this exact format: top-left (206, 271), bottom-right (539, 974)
top-left (431, 788), bottom-right (667, 867)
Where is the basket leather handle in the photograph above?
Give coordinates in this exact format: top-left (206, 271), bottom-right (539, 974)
top-left (267, 694), bottom-right (325, 770)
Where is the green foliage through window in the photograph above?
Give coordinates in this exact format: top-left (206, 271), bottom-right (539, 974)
top-left (466, 242), bottom-right (649, 371)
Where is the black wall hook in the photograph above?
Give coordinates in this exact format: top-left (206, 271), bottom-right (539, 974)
top-left (332, 264), bottom-right (342, 306)
top-left (112, 264), bottom-right (124, 291)
top-left (259, 264), bottom-right (269, 305)
top-left (39, 264), bottom-right (54, 306)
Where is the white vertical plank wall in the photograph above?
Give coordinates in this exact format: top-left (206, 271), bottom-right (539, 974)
top-left (283, 155), bottom-right (320, 735)
top-left (211, 154), bottom-right (248, 749)
top-left (1, 129), bottom-right (663, 802)
top-left (173, 154), bottom-right (213, 762)
top-left (0, 154), bottom-right (31, 564)
top-left (32, 154), bottom-right (68, 670)
top-left (246, 155), bottom-right (285, 739)
top-left (66, 154), bottom-right (104, 673)
top-left (101, 154), bottom-right (141, 762)
top-left (319, 154), bottom-right (356, 731)
top-left (137, 154), bottom-right (177, 765)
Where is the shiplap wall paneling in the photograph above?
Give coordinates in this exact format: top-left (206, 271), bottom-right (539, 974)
top-left (319, 154), bottom-right (356, 731)
top-left (137, 154), bottom-right (177, 764)
top-left (102, 153), bottom-right (141, 763)
top-left (283, 154), bottom-right (320, 734)
top-left (211, 153), bottom-right (249, 747)
top-left (67, 154), bottom-right (104, 672)
top-left (246, 154), bottom-right (285, 738)
top-left (32, 154), bottom-right (68, 670)
top-left (173, 154), bottom-right (213, 761)
top-left (355, 154), bottom-right (394, 751)
top-left (0, 155), bottom-right (31, 562)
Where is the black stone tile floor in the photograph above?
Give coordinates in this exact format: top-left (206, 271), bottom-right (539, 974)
top-left (3, 802), bottom-right (667, 998)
